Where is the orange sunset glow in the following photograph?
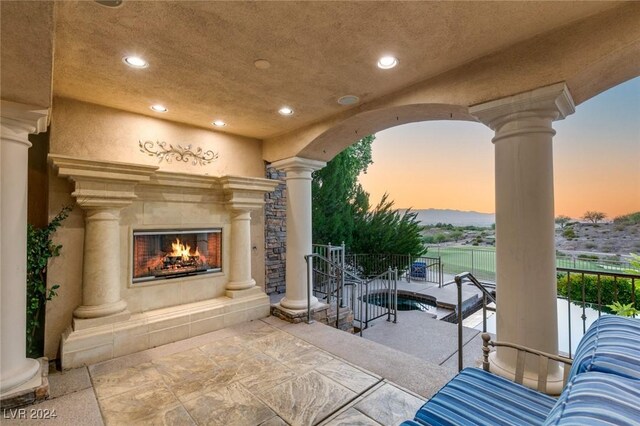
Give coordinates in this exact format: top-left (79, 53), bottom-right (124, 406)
top-left (359, 78), bottom-right (640, 220)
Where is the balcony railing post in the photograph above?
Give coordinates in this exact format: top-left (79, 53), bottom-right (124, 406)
top-left (336, 267), bottom-right (340, 329)
top-left (387, 268), bottom-right (392, 322)
top-left (455, 274), bottom-right (464, 372)
top-left (394, 268), bottom-right (398, 323)
top-left (482, 293), bottom-right (487, 333)
top-left (471, 250), bottom-right (475, 276)
top-left (306, 255), bottom-right (314, 324)
top-left (567, 271), bottom-right (572, 358)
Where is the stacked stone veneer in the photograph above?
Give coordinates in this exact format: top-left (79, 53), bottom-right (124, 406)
top-left (270, 303), bottom-right (354, 333)
top-left (265, 165), bottom-right (287, 294)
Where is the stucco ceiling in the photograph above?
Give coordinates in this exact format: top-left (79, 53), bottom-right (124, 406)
top-left (52, 1), bottom-right (621, 139)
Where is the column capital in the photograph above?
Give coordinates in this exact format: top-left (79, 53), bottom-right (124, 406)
top-left (220, 175), bottom-right (280, 212)
top-left (270, 156), bottom-right (326, 177)
top-left (469, 83), bottom-right (575, 134)
top-left (0, 100), bottom-right (50, 146)
top-left (49, 154), bottom-right (157, 208)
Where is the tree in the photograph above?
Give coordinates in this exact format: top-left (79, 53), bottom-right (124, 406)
top-left (312, 135), bottom-right (424, 259)
top-left (312, 136), bottom-right (373, 247)
top-left (555, 215), bottom-right (571, 228)
top-left (582, 211), bottom-right (606, 224)
top-left (350, 193), bottom-right (425, 256)
top-left (451, 230), bottom-right (464, 241)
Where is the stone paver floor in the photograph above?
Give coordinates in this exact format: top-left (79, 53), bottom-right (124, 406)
top-left (4, 319), bottom-right (428, 426)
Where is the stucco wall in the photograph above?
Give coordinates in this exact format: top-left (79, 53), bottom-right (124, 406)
top-left (44, 98), bottom-right (267, 359)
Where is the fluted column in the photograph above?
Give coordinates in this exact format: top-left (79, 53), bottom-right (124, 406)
top-left (470, 83), bottom-right (575, 393)
top-left (0, 101), bottom-right (48, 394)
top-left (271, 157), bottom-right (326, 311)
top-left (73, 207), bottom-right (127, 318)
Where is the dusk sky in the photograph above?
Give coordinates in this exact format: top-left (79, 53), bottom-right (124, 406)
top-left (359, 77), bottom-right (640, 219)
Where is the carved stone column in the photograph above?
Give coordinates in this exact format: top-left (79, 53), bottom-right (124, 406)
top-left (271, 157), bottom-right (326, 311)
top-left (221, 176), bottom-right (280, 297)
top-left (74, 207), bottom-right (127, 319)
top-left (49, 155), bottom-right (157, 328)
top-left (0, 101), bottom-right (48, 394)
top-left (470, 83), bottom-right (575, 393)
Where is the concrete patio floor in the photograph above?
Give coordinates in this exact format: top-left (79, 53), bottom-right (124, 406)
top-left (3, 317), bottom-right (459, 426)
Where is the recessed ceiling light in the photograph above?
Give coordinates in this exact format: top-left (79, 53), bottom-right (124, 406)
top-left (123, 56), bottom-right (148, 68)
top-left (150, 104), bottom-right (167, 113)
top-left (254, 59), bottom-right (271, 70)
top-left (337, 95), bottom-right (360, 106)
top-left (377, 55), bottom-right (398, 69)
top-left (212, 120), bottom-right (227, 127)
top-left (278, 107), bottom-right (294, 116)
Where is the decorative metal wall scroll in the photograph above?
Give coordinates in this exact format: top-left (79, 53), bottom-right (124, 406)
top-left (139, 140), bottom-right (219, 166)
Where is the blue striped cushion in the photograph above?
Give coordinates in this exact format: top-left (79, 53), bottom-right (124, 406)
top-left (569, 315), bottom-right (640, 381)
top-left (544, 371), bottom-right (640, 425)
top-left (412, 368), bottom-right (556, 426)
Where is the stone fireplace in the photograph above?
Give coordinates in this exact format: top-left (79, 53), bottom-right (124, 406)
top-left (47, 154), bottom-right (279, 369)
top-left (132, 229), bottom-right (222, 283)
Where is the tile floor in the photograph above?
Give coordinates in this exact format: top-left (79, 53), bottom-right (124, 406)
top-left (24, 319), bottom-right (425, 426)
top-left (93, 320), bottom-right (425, 425)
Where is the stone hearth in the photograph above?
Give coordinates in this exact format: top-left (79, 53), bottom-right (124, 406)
top-left (48, 155), bottom-right (279, 369)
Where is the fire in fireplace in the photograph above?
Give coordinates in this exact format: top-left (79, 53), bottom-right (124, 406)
top-left (132, 229), bottom-right (222, 283)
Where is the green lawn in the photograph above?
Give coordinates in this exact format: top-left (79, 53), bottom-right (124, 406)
top-left (425, 245), bottom-right (632, 281)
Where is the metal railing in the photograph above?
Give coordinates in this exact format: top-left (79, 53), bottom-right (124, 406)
top-left (428, 247), bottom-right (497, 282)
top-left (345, 253), bottom-right (442, 285)
top-left (312, 243), bottom-right (346, 304)
top-left (556, 267), bottom-right (639, 357)
top-left (454, 272), bottom-right (496, 372)
top-left (350, 268), bottom-right (398, 333)
top-left (428, 246), bottom-right (633, 282)
top-left (454, 268), bottom-right (640, 371)
top-left (305, 250), bottom-right (398, 335)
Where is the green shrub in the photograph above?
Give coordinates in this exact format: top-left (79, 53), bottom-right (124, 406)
top-left (608, 301), bottom-right (639, 317)
top-left (557, 273), bottom-right (640, 313)
top-left (614, 212), bottom-right (640, 225)
top-left (562, 228), bottom-right (576, 239)
top-left (27, 206), bottom-right (72, 357)
top-left (577, 254), bottom-right (599, 260)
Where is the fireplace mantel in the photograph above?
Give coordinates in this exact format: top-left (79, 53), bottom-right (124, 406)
top-left (48, 154), bottom-right (279, 207)
top-left (47, 154), bottom-right (280, 369)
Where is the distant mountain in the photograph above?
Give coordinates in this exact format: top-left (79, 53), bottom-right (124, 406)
top-left (408, 209), bottom-right (495, 227)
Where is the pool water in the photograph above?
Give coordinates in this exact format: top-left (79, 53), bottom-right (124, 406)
top-left (367, 293), bottom-right (438, 313)
top-left (477, 298), bottom-right (603, 355)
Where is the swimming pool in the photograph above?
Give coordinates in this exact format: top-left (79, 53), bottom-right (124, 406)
top-left (477, 298), bottom-right (603, 354)
top-left (366, 293), bottom-right (438, 314)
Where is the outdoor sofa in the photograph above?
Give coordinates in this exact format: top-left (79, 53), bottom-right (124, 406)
top-left (401, 315), bottom-right (640, 425)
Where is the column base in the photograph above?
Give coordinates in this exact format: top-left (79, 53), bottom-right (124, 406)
top-left (73, 299), bottom-right (127, 319)
top-left (0, 358), bottom-right (40, 395)
top-left (271, 301), bottom-right (329, 324)
top-left (0, 358), bottom-right (48, 408)
top-left (226, 279), bottom-right (256, 291)
top-left (279, 295), bottom-right (319, 311)
top-left (488, 351), bottom-right (565, 396)
top-left (73, 310), bottom-right (131, 331)
top-left (225, 286), bottom-right (264, 299)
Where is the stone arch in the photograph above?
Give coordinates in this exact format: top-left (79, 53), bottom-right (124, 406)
top-left (299, 103), bottom-right (475, 162)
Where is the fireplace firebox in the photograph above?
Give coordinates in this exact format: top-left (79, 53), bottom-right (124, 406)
top-left (132, 229), bottom-right (222, 283)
